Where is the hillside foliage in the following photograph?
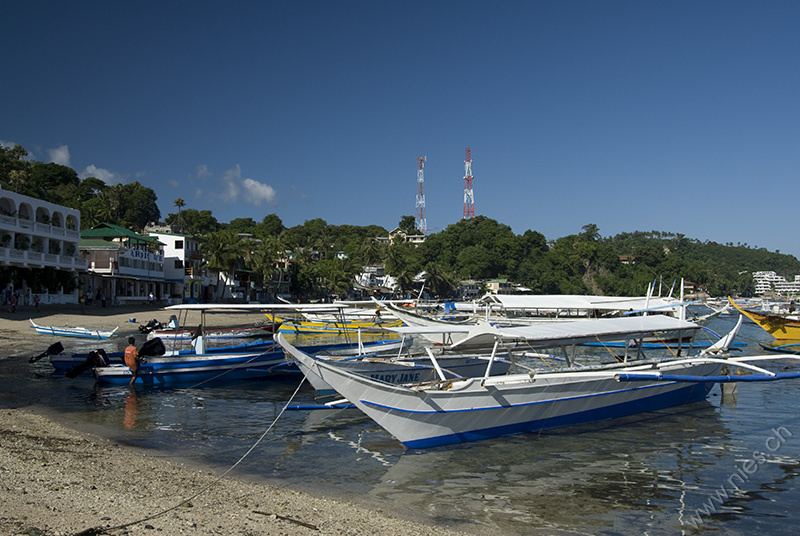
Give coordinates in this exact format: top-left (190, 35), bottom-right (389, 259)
top-left (3, 143), bottom-right (798, 299)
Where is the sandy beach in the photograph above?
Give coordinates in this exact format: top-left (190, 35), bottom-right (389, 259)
top-left (0, 304), bottom-right (477, 536)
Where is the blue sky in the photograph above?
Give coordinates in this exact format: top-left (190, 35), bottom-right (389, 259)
top-left (2, 1), bottom-right (799, 257)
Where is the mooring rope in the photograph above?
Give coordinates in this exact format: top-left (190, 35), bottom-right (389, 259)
top-left (72, 377), bottom-right (307, 536)
top-left (183, 350), bottom-right (271, 389)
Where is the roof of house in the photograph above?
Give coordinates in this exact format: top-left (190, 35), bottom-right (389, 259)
top-left (81, 222), bottom-right (162, 244)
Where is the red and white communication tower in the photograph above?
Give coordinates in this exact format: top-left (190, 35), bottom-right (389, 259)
top-left (415, 156), bottom-right (427, 234)
top-left (463, 148), bottom-right (475, 219)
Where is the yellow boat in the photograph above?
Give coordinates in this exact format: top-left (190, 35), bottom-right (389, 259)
top-left (728, 297), bottom-right (800, 339)
top-left (266, 314), bottom-right (402, 334)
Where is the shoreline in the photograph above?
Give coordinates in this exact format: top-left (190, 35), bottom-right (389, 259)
top-left (0, 305), bottom-right (481, 536)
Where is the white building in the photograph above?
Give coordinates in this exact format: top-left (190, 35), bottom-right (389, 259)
top-left (753, 271), bottom-right (800, 296)
top-left (145, 229), bottom-right (207, 303)
top-left (79, 223), bottom-right (167, 305)
top-left (0, 186), bottom-right (86, 303)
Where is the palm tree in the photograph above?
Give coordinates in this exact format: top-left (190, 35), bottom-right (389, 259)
top-left (173, 198), bottom-right (186, 232)
top-left (359, 238), bottom-right (385, 266)
top-left (201, 230), bottom-right (236, 299)
top-left (96, 191), bottom-right (116, 223)
top-left (423, 262), bottom-right (456, 298)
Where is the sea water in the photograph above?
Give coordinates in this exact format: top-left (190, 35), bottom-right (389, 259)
top-left (2, 316), bottom-right (799, 535)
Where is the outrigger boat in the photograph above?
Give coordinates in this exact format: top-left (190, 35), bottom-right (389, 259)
top-left (89, 303), bottom-right (408, 387)
top-left (29, 319), bottom-right (118, 339)
top-left (93, 335), bottom-right (409, 387)
top-left (145, 322), bottom-right (281, 341)
top-left (271, 314), bottom-right (402, 334)
top-left (728, 297), bottom-right (800, 339)
top-left (277, 314), bottom-right (800, 448)
top-left (43, 338), bottom-right (276, 374)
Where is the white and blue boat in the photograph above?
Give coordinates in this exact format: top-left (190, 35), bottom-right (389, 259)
top-left (47, 338), bottom-right (275, 374)
top-left (276, 314), bottom-right (800, 448)
top-left (92, 336), bottom-right (409, 387)
top-left (30, 319), bottom-right (118, 339)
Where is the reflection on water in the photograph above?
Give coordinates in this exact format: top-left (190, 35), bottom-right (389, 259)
top-left (2, 318), bottom-right (800, 534)
top-left (123, 389), bottom-right (138, 429)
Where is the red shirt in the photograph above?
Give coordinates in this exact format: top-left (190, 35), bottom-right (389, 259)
top-left (124, 345), bottom-right (139, 371)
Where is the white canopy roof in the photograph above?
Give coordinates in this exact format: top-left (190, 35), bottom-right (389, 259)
top-left (479, 294), bottom-right (681, 313)
top-left (165, 303), bottom-right (343, 312)
top-left (386, 315), bottom-right (699, 350)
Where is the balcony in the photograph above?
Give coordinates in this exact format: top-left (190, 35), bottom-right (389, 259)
top-left (0, 214), bottom-right (79, 241)
top-left (0, 246), bottom-right (87, 271)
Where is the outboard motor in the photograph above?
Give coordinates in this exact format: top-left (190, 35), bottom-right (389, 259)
top-left (139, 337), bottom-right (166, 358)
top-left (93, 348), bottom-right (110, 367)
top-left (66, 348), bottom-right (107, 379)
top-left (29, 341), bottom-right (65, 363)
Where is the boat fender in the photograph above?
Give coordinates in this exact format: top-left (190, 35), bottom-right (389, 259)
top-left (29, 341), bottom-right (65, 363)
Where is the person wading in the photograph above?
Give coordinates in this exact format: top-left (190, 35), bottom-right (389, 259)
top-left (124, 337), bottom-right (141, 387)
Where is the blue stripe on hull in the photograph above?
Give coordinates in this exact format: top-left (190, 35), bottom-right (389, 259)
top-left (97, 365), bottom-right (281, 386)
top-left (402, 382), bottom-right (713, 448)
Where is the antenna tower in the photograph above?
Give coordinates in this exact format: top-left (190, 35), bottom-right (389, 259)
top-left (463, 148), bottom-right (474, 219)
top-left (415, 156), bottom-right (427, 234)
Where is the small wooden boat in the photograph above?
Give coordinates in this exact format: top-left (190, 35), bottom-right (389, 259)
top-left (30, 319), bottom-right (118, 339)
top-left (728, 298), bottom-right (800, 339)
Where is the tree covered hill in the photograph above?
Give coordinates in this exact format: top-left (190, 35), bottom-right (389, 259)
top-left (3, 143), bottom-right (797, 298)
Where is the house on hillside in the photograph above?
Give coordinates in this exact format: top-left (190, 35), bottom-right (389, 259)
top-left (376, 228), bottom-right (426, 246)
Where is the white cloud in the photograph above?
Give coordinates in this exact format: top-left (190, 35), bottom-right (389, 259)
top-left (220, 165), bottom-right (242, 202)
top-left (81, 164), bottom-right (124, 185)
top-left (243, 178), bottom-right (277, 205)
top-left (197, 164), bottom-right (211, 179)
top-left (210, 165), bottom-right (278, 207)
top-left (47, 144), bottom-right (71, 166)
top-left (168, 179), bottom-right (180, 188)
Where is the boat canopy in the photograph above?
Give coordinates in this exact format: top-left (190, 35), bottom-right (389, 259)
top-left (386, 315), bottom-right (699, 350)
top-left (165, 303), bottom-right (345, 313)
top-left (478, 294), bottom-right (681, 313)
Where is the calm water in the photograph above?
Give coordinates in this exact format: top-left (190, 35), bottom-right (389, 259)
top-left (2, 316), bottom-right (799, 535)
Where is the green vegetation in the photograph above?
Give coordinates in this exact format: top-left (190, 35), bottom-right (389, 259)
top-left (3, 143), bottom-right (799, 299)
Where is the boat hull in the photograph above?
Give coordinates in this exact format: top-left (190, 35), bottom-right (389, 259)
top-left (730, 299), bottom-right (800, 339)
top-left (275, 318), bottom-right (402, 334)
top-left (92, 337), bottom-right (409, 387)
top-left (94, 351), bottom-right (284, 386)
top-left (293, 354), bottom-right (512, 396)
top-left (279, 334), bottom-right (722, 448)
top-left (48, 339), bottom-right (276, 373)
top-left (30, 320), bottom-right (118, 339)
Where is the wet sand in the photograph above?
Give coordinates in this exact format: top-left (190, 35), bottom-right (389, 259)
top-left (0, 304), bottom-right (476, 536)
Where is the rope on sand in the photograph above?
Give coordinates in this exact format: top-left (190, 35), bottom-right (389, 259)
top-left (71, 377), bottom-right (308, 536)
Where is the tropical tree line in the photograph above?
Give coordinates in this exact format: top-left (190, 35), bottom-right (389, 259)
top-left (3, 143), bottom-right (799, 300)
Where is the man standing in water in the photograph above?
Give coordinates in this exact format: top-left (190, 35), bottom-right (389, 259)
top-left (124, 337), bottom-right (140, 387)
